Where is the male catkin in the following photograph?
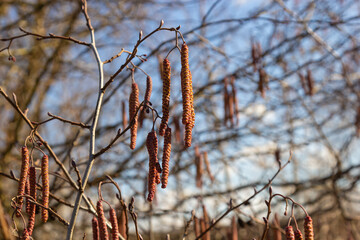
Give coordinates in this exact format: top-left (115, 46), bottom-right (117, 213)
top-left (161, 127), bottom-right (172, 188)
top-left (129, 83), bottom-right (139, 150)
top-left (41, 154), bottom-right (49, 223)
top-left (159, 59), bottom-right (171, 136)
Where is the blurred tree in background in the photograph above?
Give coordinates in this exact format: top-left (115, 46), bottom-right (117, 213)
top-left (1, 0), bottom-right (360, 239)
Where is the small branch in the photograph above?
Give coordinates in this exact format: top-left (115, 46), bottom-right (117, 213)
top-left (103, 48), bottom-right (125, 64)
top-left (48, 112), bottom-right (90, 129)
top-left (19, 27), bottom-right (90, 46)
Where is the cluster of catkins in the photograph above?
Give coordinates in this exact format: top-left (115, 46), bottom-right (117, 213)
top-left (284, 216), bottom-right (314, 240)
top-left (223, 76), bottom-right (239, 127)
top-left (126, 43), bottom-right (195, 202)
top-left (194, 145), bottom-right (214, 188)
top-left (17, 146), bottom-right (50, 239)
top-left (251, 42), bottom-right (269, 98)
top-left (298, 69), bottom-right (315, 96)
top-left (193, 205), bottom-right (211, 240)
top-left (93, 200), bottom-right (127, 240)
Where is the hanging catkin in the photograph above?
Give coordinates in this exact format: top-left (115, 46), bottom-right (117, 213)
top-left (223, 78), bottom-right (230, 126)
top-left (129, 83), bottom-right (139, 149)
top-left (286, 226), bottom-right (295, 240)
top-left (231, 215), bottom-right (238, 240)
top-left (304, 216), bottom-right (314, 240)
top-left (306, 70), bottom-right (314, 96)
top-left (92, 217), bottom-right (100, 240)
top-left (230, 76), bottom-right (239, 125)
top-left (195, 146), bottom-right (203, 188)
top-left (161, 127), bottom-right (172, 188)
top-left (109, 208), bottom-right (120, 240)
top-left (295, 229), bottom-right (304, 240)
top-left (97, 201), bottom-right (109, 240)
top-left (146, 131), bottom-right (158, 202)
top-left (27, 167), bottom-right (36, 236)
top-left (258, 68), bottom-right (268, 98)
top-left (139, 76), bottom-right (153, 128)
top-left (159, 59), bottom-right (171, 136)
top-left (181, 43), bottom-right (193, 125)
top-left (25, 173), bottom-right (31, 215)
top-left (17, 146), bottom-right (30, 216)
top-left (203, 152), bottom-right (214, 182)
top-left (118, 205), bottom-right (127, 239)
top-left (122, 100), bottom-right (127, 130)
top-left (41, 154), bottom-right (49, 223)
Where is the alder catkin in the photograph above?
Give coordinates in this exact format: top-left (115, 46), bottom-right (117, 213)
top-left (194, 217), bottom-right (201, 238)
top-left (203, 152), bottom-right (214, 182)
top-left (109, 208), bottom-right (120, 240)
top-left (161, 127), bottom-right (172, 188)
top-left (295, 229), bottom-right (304, 240)
top-left (251, 42), bottom-right (258, 72)
top-left (184, 123), bottom-right (193, 148)
top-left (21, 229), bottom-right (30, 240)
top-left (258, 68), bottom-right (268, 98)
top-left (144, 76), bottom-right (153, 105)
top-left (286, 226), bottom-right (295, 240)
top-left (27, 166), bottom-right (36, 236)
top-left (118, 206), bottom-right (127, 239)
top-left (122, 100), bottom-right (127, 130)
top-left (17, 146), bottom-right (30, 216)
top-left (195, 146), bottom-right (203, 188)
top-left (230, 76), bottom-right (239, 125)
top-left (25, 174), bottom-right (31, 215)
top-left (272, 213), bottom-right (281, 240)
top-left (146, 131), bottom-right (158, 202)
top-left (223, 78), bottom-right (230, 126)
top-left (181, 43), bottom-right (193, 125)
top-left (92, 217), bottom-right (100, 240)
top-left (231, 215), bottom-right (238, 240)
top-left (97, 201), bottom-right (109, 240)
top-left (129, 83), bottom-right (139, 150)
top-left (41, 154), bottom-right (49, 223)
top-left (159, 59), bottom-right (171, 136)
top-left (355, 106), bottom-right (360, 137)
top-left (306, 69), bottom-right (314, 96)
top-left (304, 216), bottom-right (314, 240)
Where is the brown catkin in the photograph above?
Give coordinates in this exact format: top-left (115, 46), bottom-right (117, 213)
top-left (139, 76), bottom-right (153, 128)
top-left (203, 152), bottom-right (214, 182)
top-left (304, 216), bottom-right (314, 240)
top-left (109, 208), bottom-right (120, 240)
top-left (161, 127), bottom-right (172, 188)
top-left (200, 218), bottom-right (207, 240)
top-left (286, 226), bottom-right (295, 240)
top-left (202, 205), bottom-right (210, 240)
top-left (144, 76), bottom-right (153, 105)
top-left (41, 154), bottom-right (49, 223)
top-left (272, 214), bottom-right (281, 240)
top-left (117, 206), bottom-right (127, 239)
top-left (195, 146), bottom-right (203, 188)
top-left (298, 73), bottom-right (308, 95)
top-left (194, 217), bottom-right (201, 238)
top-left (129, 83), bottom-right (139, 150)
top-left (306, 70), bottom-right (314, 96)
top-left (159, 59), bottom-right (171, 136)
top-left (356, 106), bottom-right (360, 137)
top-left (122, 100), bottom-right (127, 130)
top-left (146, 131), bottom-right (158, 202)
top-left (97, 201), bottom-right (109, 240)
top-left (184, 123), bottom-right (193, 148)
top-left (223, 78), bottom-right (230, 126)
top-left (251, 42), bottom-right (258, 72)
top-left (231, 215), bottom-right (238, 240)
top-left (92, 217), bottom-right (100, 240)
top-left (174, 116), bottom-right (181, 143)
top-left (258, 68), bottom-right (268, 98)
top-left (27, 167), bottom-right (36, 236)
top-left (230, 76), bottom-right (239, 125)
top-left (17, 146), bottom-right (30, 217)
top-left (295, 229), bottom-right (304, 240)
top-left (21, 229), bottom-right (30, 240)
top-left (181, 43), bottom-right (193, 125)
top-left (25, 173), bottom-right (31, 215)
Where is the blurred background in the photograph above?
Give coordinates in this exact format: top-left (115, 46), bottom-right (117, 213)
top-left (1, 0), bottom-right (360, 239)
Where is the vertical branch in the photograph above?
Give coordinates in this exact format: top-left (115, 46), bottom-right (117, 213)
top-left (66, 0), bottom-right (105, 239)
